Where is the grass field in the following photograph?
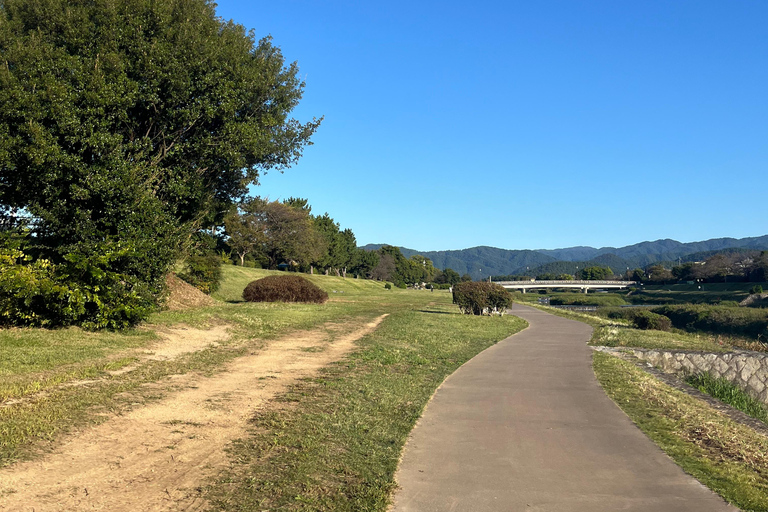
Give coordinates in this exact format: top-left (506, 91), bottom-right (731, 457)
top-left (628, 282), bottom-right (762, 305)
top-left (510, 282), bottom-right (766, 308)
top-left (0, 265), bottom-right (526, 511)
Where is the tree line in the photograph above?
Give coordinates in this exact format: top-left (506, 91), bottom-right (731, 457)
top-left (626, 251), bottom-right (768, 285)
top-left (217, 196), bottom-right (474, 288)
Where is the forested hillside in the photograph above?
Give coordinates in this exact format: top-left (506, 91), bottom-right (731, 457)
top-left (363, 235), bottom-right (768, 279)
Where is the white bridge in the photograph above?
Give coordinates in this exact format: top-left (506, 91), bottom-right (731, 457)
top-left (494, 280), bottom-right (636, 294)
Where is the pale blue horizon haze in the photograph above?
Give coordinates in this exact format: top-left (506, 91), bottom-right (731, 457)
top-left (215, 0), bottom-right (767, 252)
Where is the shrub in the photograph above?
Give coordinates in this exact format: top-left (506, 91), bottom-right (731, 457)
top-left (384, 283), bottom-right (392, 290)
top-left (631, 310), bottom-right (672, 331)
top-left (178, 253), bottom-right (222, 295)
top-left (549, 293), bottom-right (627, 307)
top-left (751, 285), bottom-right (764, 294)
top-left (452, 282), bottom-right (512, 315)
top-left (0, 242), bottom-right (156, 329)
top-left (396, 282), bottom-right (407, 289)
top-left (598, 307), bottom-right (672, 331)
top-left (242, 275), bottom-right (328, 304)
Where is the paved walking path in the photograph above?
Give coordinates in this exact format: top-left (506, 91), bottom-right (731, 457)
top-left (392, 304), bottom-right (736, 511)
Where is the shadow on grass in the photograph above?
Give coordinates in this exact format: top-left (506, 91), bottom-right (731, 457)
top-left (417, 310), bottom-right (455, 315)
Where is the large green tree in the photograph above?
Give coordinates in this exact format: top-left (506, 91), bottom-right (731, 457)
top-left (0, 0), bottom-right (320, 285)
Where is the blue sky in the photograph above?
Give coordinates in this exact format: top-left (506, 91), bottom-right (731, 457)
top-left (215, 0), bottom-right (767, 252)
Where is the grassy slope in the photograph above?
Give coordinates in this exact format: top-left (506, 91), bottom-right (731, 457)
top-left (594, 352), bottom-right (768, 511)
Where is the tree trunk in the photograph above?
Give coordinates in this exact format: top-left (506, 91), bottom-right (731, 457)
top-left (342, 267), bottom-right (347, 278)
top-left (239, 253), bottom-right (245, 266)
top-left (310, 265), bottom-right (314, 275)
top-left (334, 268), bottom-right (340, 277)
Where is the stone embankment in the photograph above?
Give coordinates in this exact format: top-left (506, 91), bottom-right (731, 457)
top-left (740, 292), bottom-right (768, 307)
top-left (597, 347), bottom-right (768, 405)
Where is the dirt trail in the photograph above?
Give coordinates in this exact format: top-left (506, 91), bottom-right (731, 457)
top-left (0, 314), bottom-right (387, 512)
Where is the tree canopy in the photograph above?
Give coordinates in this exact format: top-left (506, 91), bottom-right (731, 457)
top-left (0, 0), bottom-right (320, 327)
top-left (0, 0), bottom-right (320, 265)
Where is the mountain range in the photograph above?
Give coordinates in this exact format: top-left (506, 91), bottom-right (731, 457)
top-left (361, 235), bottom-right (768, 280)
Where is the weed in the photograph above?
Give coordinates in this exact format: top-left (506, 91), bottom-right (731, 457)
top-left (685, 373), bottom-right (768, 424)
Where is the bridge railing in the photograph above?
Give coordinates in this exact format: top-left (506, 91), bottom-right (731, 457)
top-left (493, 280), bottom-right (636, 286)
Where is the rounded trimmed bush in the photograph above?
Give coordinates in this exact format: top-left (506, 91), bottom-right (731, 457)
top-left (631, 310), bottom-right (672, 331)
top-left (242, 275), bottom-right (328, 304)
top-left (452, 281), bottom-right (512, 315)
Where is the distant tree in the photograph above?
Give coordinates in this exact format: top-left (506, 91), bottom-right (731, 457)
top-left (225, 197), bottom-right (325, 270)
top-left (577, 266), bottom-right (612, 280)
top-left (672, 263), bottom-right (696, 281)
top-left (537, 272), bottom-right (572, 280)
top-left (749, 252), bottom-right (768, 282)
top-left (370, 253), bottom-right (396, 282)
top-left (434, 268), bottom-right (461, 286)
top-left (283, 197), bottom-right (312, 213)
top-left (645, 264), bottom-right (674, 284)
top-left (460, 273), bottom-right (473, 282)
top-left (223, 204), bottom-right (266, 266)
top-left (409, 255), bottom-right (438, 283)
top-left (351, 249), bottom-right (380, 278)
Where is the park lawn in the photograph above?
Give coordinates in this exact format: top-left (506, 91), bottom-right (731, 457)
top-left (0, 266), bottom-right (523, 478)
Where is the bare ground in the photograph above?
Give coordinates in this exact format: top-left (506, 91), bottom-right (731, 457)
top-left (0, 314), bottom-right (387, 511)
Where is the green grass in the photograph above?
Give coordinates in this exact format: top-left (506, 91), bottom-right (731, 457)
top-left (685, 373), bottom-right (768, 423)
top-left (205, 307), bottom-right (526, 511)
top-left (549, 293), bottom-right (627, 306)
top-left (591, 324), bottom-right (734, 352)
top-left (213, 265), bottom-right (402, 303)
top-left (629, 283), bottom-right (760, 305)
top-left (0, 327), bottom-right (157, 402)
top-left (0, 266), bottom-right (503, 474)
top-left (594, 351), bottom-right (768, 511)
top-left (530, 303), bottom-right (758, 352)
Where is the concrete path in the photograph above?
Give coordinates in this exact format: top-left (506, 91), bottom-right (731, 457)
top-left (391, 304), bottom-right (736, 511)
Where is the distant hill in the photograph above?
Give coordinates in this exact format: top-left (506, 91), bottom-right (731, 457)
top-left (523, 256), bottom-right (633, 278)
top-left (361, 235), bottom-right (768, 280)
top-left (538, 236), bottom-right (768, 266)
top-left (359, 244), bottom-right (556, 278)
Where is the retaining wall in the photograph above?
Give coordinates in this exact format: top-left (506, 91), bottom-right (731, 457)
top-left (600, 347), bottom-right (768, 405)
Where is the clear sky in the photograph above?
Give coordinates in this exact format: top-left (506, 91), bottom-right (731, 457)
top-left (215, 0), bottom-right (767, 252)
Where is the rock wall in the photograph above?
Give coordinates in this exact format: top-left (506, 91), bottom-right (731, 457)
top-left (601, 347), bottom-right (768, 405)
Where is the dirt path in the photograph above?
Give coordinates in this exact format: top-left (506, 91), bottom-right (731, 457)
top-left (0, 314), bottom-right (387, 512)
